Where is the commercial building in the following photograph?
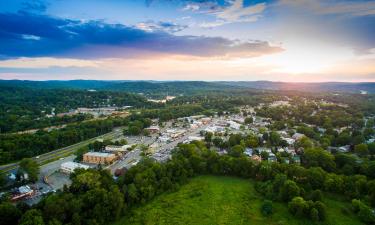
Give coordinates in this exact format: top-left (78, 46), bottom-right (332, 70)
top-left (145, 126), bottom-right (160, 133)
top-left (11, 185), bottom-right (34, 201)
top-left (60, 161), bottom-right (89, 174)
top-left (105, 145), bottom-right (131, 155)
top-left (83, 152), bottom-right (116, 164)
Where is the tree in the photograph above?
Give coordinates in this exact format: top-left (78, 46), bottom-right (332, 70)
top-left (228, 145), bottom-right (244, 157)
top-left (310, 208), bottom-right (319, 221)
top-left (204, 132), bottom-right (213, 143)
top-left (19, 209), bottom-right (45, 225)
top-left (279, 180), bottom-right (300, 202)
top-left (303, 148), bottom-right (335, 171)
top-left (288, 197), bottom-right (308, 218)
top-left (354, 144), bottom-right (369, 157)
top-left (244, 117), bottom-right (253, 124)
top-left (308, 190), bottom-right (322, 202)
top-left (269, 131), bottom-right (281, 146)
top-left (75, 145), bottom-right (89, 162)
top-left (368, 142), bottom-right (375, 155)
top-left (19, 158), bottom-right (40, 182)
top-left (0, 202), bottom-right (21, 225)
top-left (128, 126), bottom-right (142, 136)
top-left (295, 136), bottom-right (313, 149)
top-left (261, 200), bottom-right (273, 216)
top-left (0, 173), bottom-right (6, 188)
top-left (245, 135), bottom-right (259, 148)
top-left (212, 137), bottom-right (223, 148)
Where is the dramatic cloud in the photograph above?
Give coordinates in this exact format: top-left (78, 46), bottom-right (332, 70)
top-left (215, 0), bottom-right (265, 23)
top-left (0, 12), bottom-right (282, 60)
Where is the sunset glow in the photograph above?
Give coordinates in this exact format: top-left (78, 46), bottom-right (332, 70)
top-left (0, 0), bottom-right (374, 81)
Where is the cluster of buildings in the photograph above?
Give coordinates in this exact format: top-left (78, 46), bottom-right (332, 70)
top-left (59, 144), bottom-right (134, 174)
top-left (57, 106), bottom-right (131, 118)
top-left (10, 185), bottom-right (35, 201)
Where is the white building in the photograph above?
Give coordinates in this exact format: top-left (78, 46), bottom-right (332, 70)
top-left (292, 133), bottom-right (305, 140)
top-left (282, 137), bottom-right (295, 145)
top-left (105, 145), bottom-right (132, 153)
top-left (187, 136), bottom-right (204, 142)
top-left (228, 121), bottom-right (241, 130)
top-left (60, 162), bottom-right (89, 174)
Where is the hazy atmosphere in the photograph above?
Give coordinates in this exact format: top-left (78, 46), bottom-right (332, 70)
top-left (0, 0), bottom-right (374, 81)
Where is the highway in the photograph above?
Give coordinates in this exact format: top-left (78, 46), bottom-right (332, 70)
top-left (0, 127), bottom-right (124, 174)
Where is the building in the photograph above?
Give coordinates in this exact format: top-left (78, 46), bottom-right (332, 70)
top-left (282, 137), bottom-right (295, 145)
top-left (228, 121), bottom-right (241, 130)
top-left (83, 152), bottom-right (116, 164)
top-left (145, 126), bottom-right (160, 133)
top-left (251, 155), bottom-right (262, 162)
top-left (200, 117), bottom-right (212, 124)
top-left (11, 185), bottom-right (34, 201)
top-left (244, 148), bottom-right (253, 156)
top-left (292, 133), bottom-right (305, 140)
top-left (60, 162), bottom-right (89, 174)
top-left (186, 136), bottom-right (204, 143)
top-left (105, 145), bottom-right (131, 155)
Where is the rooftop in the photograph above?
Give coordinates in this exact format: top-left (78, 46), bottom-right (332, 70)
top-left (84, 152), bottom-right (115, 157)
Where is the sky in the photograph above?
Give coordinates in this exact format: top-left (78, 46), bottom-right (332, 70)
top-left (0, 0), bottom-right (374, 82)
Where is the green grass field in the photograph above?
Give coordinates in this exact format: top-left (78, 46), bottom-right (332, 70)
top-left (115, 176), bottom-right (363, 225)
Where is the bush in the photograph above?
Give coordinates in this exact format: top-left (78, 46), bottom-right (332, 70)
top-left (261, 200), bottom-right (273, 216)
top-left (358, 205), bottom-right (375, 224)
top-left (308, 189), bottom-right (322, 202)
top-left (351, 199), bottom-right (375, 223)
top-left (288, 197), bottom-right (307, 218)
top-left (310, 208), bottom-right (319, 221)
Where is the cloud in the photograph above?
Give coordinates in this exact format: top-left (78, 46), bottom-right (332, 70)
top-left (136, 21), bottom-right (188, 33)
top-left (215, 0), bottom-right (266, 22)
top-left (21, 0), bottom-right (48, 13)
top-left (0, 12), bottom-right (283, 59)
top-left (195, 0), bottom-right (266, 28)
top-left (279, 0), bottom-right (375, 17)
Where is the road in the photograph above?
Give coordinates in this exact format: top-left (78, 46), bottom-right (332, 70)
top-left (0, 127), bottom-right (124, 174)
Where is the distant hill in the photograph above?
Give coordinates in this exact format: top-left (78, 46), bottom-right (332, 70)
top-left (1, 80), bottom-right (375, 94)
top-left (217, 81), bottom-right (375, 94)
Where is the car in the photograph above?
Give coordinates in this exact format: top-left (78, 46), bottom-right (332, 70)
top-left (36, 156), bottom-right (40, 159)
top-left (59, 157), bottom-right (64, 160)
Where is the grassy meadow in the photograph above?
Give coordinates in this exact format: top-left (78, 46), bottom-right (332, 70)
top-left (114, 176), bottom-right (363, 225)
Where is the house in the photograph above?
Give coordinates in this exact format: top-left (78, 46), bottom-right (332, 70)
top-left (145, 126), bottom-right (160, 133)
top-left (268, 153), bottom-right (277, 162)
top-left (83, 152), bottom-right (116, 164)
top-left (60, 162), bottom-right (89, 174)
top-left (251, 155), bottom-right (262, 162)
top-left (244, 148), bottom-right (253, 156)
top-left (338, 145), bottom-right (350, 153)
top-left (257, 147), bottom-right (272, 153)
top-left (293, 156), bottom-right (301, 164)
top-left (200, 117), bottom-right (211, 124)
top-left (282, 137), bottom-right (295, 145)
top-left (292, 133), bottom-right (305, 140)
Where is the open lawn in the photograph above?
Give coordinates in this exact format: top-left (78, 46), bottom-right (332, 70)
top-left (114, 176), bottom-right (363, 225)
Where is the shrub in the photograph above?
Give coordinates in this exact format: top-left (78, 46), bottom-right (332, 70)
top-left (308, 189), bottom-right (322, 202)
top-left (261, 200), bottom-right (273, 216)
top-left (310, 208), bottom-right (319, 221)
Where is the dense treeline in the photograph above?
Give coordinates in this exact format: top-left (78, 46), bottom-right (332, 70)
top-left (0, 86), bottom-right (155, 133)
top-left (0, 117), bottom-right (130, 164)
top-left (1, 142), bottom-right (374, 224)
